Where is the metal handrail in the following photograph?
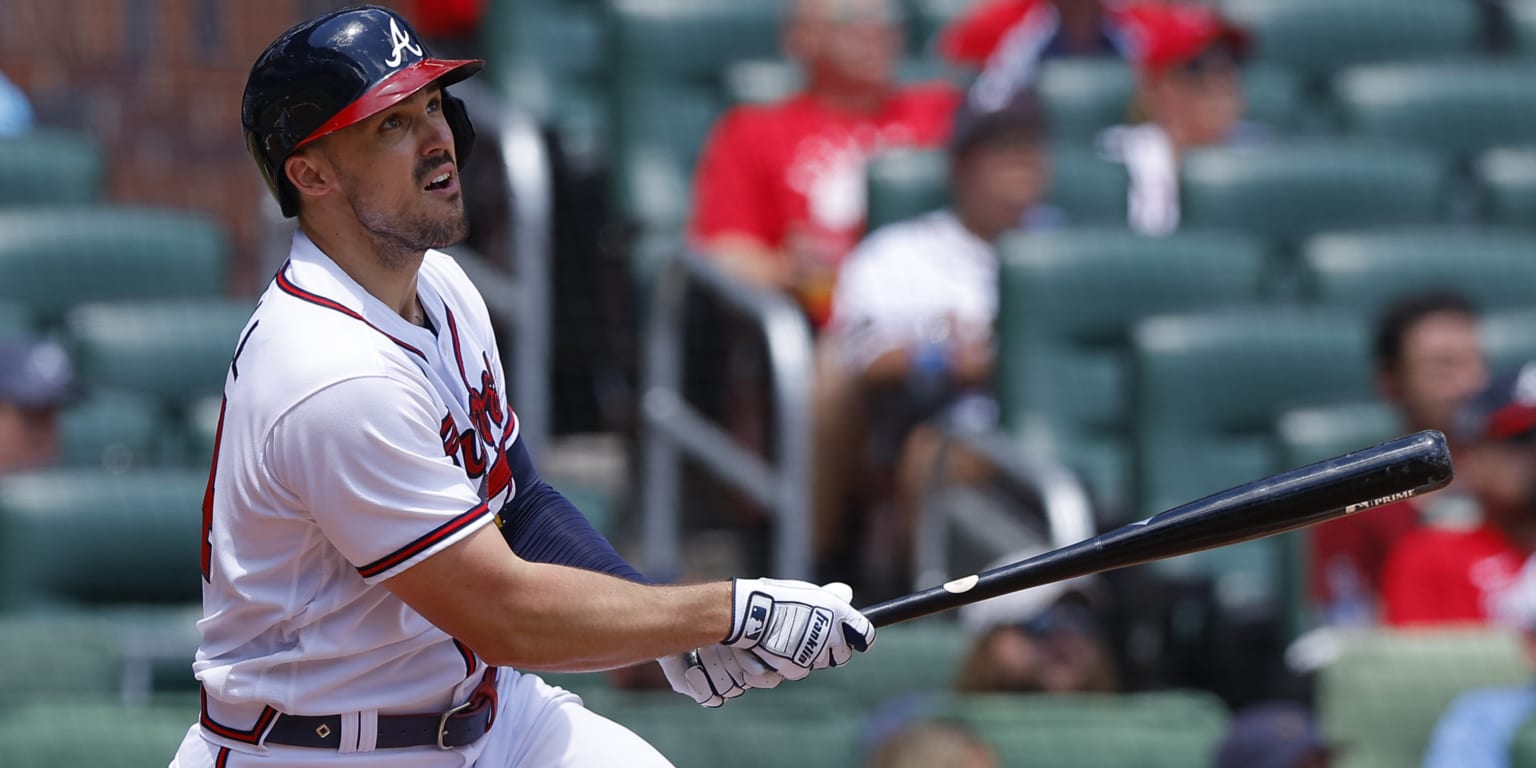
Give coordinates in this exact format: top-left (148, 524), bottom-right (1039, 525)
top-left (640, 247), bottom-right (816, 581)
top-left (914, 427), bottom-right (1096, 589)
top-left (461, 81), bottom-right (553, 459)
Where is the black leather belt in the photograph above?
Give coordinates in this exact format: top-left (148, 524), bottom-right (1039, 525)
top-left (264, 669), bottom-right (498, 750)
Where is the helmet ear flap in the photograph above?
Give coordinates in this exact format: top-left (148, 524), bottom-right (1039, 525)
top-left (443, 90), bottom-right (475, 167)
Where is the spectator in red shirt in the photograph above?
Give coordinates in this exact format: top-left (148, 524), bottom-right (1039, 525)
top-left (1309, 293), bottom-right (1488, 625)
top-left (1382, 361), bottom-right (1536, 627)
top-left (689, 0), bottom-right (961, 328)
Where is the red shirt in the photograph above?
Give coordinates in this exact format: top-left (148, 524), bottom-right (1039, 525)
top-left (1382, 522), bottom-right (1528, 627)
top-left (688, 86), bottom-right (960, 324)
top-left (1309, 500), bottom-right (1421, 608)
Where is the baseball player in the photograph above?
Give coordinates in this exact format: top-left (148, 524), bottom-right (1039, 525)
top-left (170, 7), bottom-right (875, 767)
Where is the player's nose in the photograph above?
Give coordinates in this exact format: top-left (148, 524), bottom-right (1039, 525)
top-left (417, 112), bottom-right (454, 164)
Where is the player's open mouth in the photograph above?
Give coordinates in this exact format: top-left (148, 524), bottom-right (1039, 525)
top-left (424, 171), bottom-right (454, 192)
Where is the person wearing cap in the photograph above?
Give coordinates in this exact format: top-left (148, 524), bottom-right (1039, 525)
top-left (952, 548), bottom-right (1117, 694)
top-left (1211, 701), bottom-right (1332, 768)
top-left (1380, 362), bottom-right (1536, 627)
top-left (1421, 549), bottom-right (1536, 768)
top-left (812, 93), bottom-right (1050, 591)
top-left (1098, 2), bottom-right (1250, 236)
top-left (0, 338), bottom-right (74, 474)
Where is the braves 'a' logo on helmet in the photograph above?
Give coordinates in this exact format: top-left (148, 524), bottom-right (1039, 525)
top-left (384, 17), bottom-right (423, 68)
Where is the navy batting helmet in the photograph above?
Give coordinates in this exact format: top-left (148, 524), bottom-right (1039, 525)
top-left (241, 5), bottom-right (484, 217)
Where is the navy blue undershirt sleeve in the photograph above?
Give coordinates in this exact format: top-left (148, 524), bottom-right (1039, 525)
top-left (496, 438), bottom-right (647, 583)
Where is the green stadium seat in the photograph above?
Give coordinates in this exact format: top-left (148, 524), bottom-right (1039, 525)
top-left (1242, 64), bottom-right (1306, 134)
top-left (1481, 308), bottom-right (1536, 374)
top-left (1036, 58), bottom-right (1133, 143)
top-left (0, 300), bottom-right (30, 339)
top-left (1297, 229), bottom-right (1536, 319)
top-left (1511, 714), bottom-right (1536, 767)
top-left (1221, 0), bottom-right (1479, 82)
top-left (1509, 0), bottom-right (1536, 57)
top-left (1332, 62), bottom-right (1536, 159)
top-left (583, 688), bottom-right (861, 768)
top-left (0, 608), bottom-right (200, 705)
top-left (1317, 630), bottom-right (1528, 768)
top-left (607, 0), bottom-right (791, 222)
top-left (0, 207), bottom-right (228, 327)
top-left (0, 468), bottom-right (205, 609)
top-left (58, 389), bottom-right (168, 470)
top-left (1133, 309), bottom-right (1373, 609)
top-left (1477, 146), bottom-right (1536, 229)
top-left (64, 299), bottom-right (250, 409)
top-left (865, 147), bottom-right (949, 231)
top-left (950, 690), bottom-right (1230, 768)
top-left (483, 0), bottom-right (604, 87)
top-left (1048, 146), bottom-right (1130, 227)
top-left (0, 129), bottom-right (105, 207)
top-left (1180, 143), bottom-right (1449, 245)
top-left (907, 0), bottom-right (972, 54)
top-left (0, 698), bottom-right (196, 767)
top-left (996, 229), bottom-right (1268, 512)
top-left (789, 619), bottom-right (969, 709)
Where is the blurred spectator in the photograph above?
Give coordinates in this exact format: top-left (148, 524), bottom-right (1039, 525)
top-left (1310, 292), bottom-right (1488, 626)
top-left (815, 93), bottom-right (1048, 588)
top-left (954, 549), bottom-right (1117, 694)
top-left (1212, 701), bottom-right (1332, 768)
top-left (1422, 551), bottom-right (1536, 768)
top-left (0, 69), bottom-right (34, 136)
top-left (1382, 362), bottom-right (1536, 627)
top-left (689, 0), bottom-right (961, 328)
top-left (0, 339), bottom-right (74, 474)
top-left (865, 720), bottom-right (998, 768)
top-left (1098, 3), bottom-right (1249, 235)
top-left (939, 0), bottom-right (1139, 111)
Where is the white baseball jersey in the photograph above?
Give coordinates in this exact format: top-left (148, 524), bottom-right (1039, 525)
top-left (189, 232), bottom-right (525, 762)
top-left (829, 209), bottom-right (999, 373)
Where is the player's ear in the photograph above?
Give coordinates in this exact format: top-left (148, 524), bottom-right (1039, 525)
top-left (284, 149), bottom-right (334, 204)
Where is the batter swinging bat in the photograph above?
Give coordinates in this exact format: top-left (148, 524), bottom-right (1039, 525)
top-left (862, 429), bottom-right (1453, 627)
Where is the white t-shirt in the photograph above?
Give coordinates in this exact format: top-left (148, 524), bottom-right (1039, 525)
top-left (195, 233), bottom-right (521, 753)
top-left (1099, 122), bottom-right (1179, 237)
top-left (830, 209), bottom-right (999, 373)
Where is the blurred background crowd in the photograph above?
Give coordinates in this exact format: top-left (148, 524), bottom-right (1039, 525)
top-left (7, 0), bottom-right (1536, 766)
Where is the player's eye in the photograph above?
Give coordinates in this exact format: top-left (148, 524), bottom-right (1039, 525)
top-left (380, 115), bottom-right (404, 132)
top-left (427, 97), bottom-right (441, 114)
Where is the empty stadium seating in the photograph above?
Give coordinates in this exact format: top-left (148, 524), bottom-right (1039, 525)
top-left (1297, 228), bottom-right (1536, 318)
top-left (0, 207), bottom-right (227, 327)
top-left (0, 468), bottom-right (205, 610)
top-left (995, 229), bottom-right (1269, 512)
top-left (1477, 145), bottom-right (1536, 228)
top-left (1318, 630), bottom-right (1529, 768)
top-left (1332, 62), bottom-right (1536, 159)
top-left (64, 299), bottom-right (250, 408)
top-left (0, 300), bottom-right (30, 339)
top-left (0, 698), bottom-right (196, 767)
top-left (58, 389), bottom-right (168, 470)
top-left (0, 129), bottom-right (104, 207)
top-left (1221, 0), bottom-right (1480, 82)
top-left (1482, 307), bottom-right (1536, 374)
top-left (1180, 143), bottom-right (1450, 247)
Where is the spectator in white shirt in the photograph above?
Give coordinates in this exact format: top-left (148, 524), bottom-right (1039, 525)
top-left (812, 92), bottom-right (1048, 592)
top-left (1099, 3), bottom-right (1249, 235)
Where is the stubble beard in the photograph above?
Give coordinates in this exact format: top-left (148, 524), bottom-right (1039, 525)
top-left (337, 164), bottom-right (469, 270)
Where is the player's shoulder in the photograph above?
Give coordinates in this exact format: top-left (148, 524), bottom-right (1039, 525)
top-left (419, 249), bottom-right (494, 324)
top-left (240, 279), bottom-right (418, 394)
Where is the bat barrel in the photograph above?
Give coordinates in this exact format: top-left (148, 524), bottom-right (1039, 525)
top-left (863, 430), bottom-right (1452, 627)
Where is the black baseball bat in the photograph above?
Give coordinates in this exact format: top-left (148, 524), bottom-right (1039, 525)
top-left (863, 429), bottom-right (1453, 627)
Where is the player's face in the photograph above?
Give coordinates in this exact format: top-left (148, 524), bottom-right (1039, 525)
top-left (322, 85), bottom-right (468, 261)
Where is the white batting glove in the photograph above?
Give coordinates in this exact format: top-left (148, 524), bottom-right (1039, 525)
top-left (723, 578), bottom-right (876, 681)
top-left (658, 644), bottom-right (783, 708)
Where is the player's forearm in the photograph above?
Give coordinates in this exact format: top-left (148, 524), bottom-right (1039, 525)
top-left (474, 563), bottom-right (733, 672)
